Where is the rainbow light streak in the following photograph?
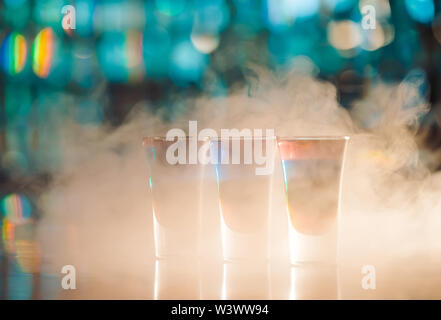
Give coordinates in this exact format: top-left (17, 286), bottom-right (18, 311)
top-left (0, 32), bottom-right (27, 75)
top-left (2, 218), bottom-right (16, 253)
top-left (1, 193), bottom-right (32, 225)
top-left (126, 31), bottom-right (144, 81)
top-left (210, 142), bottom-right (221, 190)
top-left (281, 160), bottom-right (293, 223)
top-left (2, 218), bottom-right (14, 242)
top-left (281, 159), bottom-right (288, 193)
top-left (32, 28), bottom-right (54, 78)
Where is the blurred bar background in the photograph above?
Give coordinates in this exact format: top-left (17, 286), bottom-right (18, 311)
top-left (1, 0), bottom-right (441, 299)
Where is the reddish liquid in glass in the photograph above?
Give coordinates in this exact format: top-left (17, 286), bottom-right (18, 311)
top-left (279, 139), bottom-right (346, 236)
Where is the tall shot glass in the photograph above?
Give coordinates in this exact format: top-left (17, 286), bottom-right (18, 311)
top-left (210, 136), bottom-right (277, 262)
top-left (143, 136), bottom-right (208, 258)
top-left (277, 137), bottom-right (349, 265)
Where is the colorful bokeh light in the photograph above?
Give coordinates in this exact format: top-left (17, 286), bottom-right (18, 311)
top-left (0, 32), bottom-right (27, 75)
top-left (126, 31), bottom-right (145, 82)
top-left (32, 27), bottom-right (54, 78)
top-left (1, 193), bottom-right (32, 225)
top-left (2, 218), bottom-right (16, 253)
top-left (98, 31), bottom-right (144, 82)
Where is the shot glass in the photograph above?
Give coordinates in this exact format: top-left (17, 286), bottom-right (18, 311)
top-left (143, 136), bottom-right (208, 258)
top-left (210, 136), bottom-right (277, 262)
top-left (277, 137), bottom-right (349, 265)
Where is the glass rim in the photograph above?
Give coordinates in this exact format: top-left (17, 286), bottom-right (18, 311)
top-left (143, 135), bottom-right (350, 146)
top-left (277, 136), bottom-right (350, 141)
top-left (209, 136), bottom-right (277, 141)
top-left (142, 136), bottom-right (208, 146)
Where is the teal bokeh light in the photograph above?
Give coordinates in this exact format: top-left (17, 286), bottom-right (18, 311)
top-left (143, 26), bottom-right (171, 78)
top-left (33, 0), bottom-right (66, 34)
top-left (155, 0), bottom-right (187, 16)
top-left (193, 0), bottom-right (230, 34)
top-left (264, 0), bottom-right (320, 33)
top-left (3, 0), bottom-right (31, 30)
top-left (324, 0), bottom-right (357, 13)
top-left (76, 0), bottom-right (96, 37)
top-left (98, 32), bottom-right (129, 82)
top-left (169, 41), bottom-right (209, 85)
top-left (405, 0), bottom-right (435, 24)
